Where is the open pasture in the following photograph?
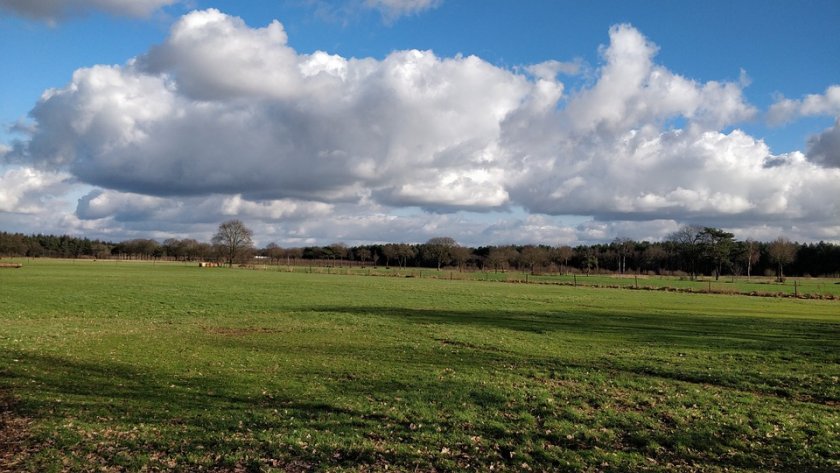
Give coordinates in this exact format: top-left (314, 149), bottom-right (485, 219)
top-left (1, 260), bottom-right (838, 471)
top-left (200, 261), bottom-right (840, 298)
top-left (364, 269), bottom-right (840, 298)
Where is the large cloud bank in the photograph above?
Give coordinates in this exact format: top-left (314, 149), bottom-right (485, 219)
top-left (4, 9), bottom-right (839, 244)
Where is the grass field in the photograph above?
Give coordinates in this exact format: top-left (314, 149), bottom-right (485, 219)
top-left (1, 260), bottom-right (838, 472)
top-left (205, 262), bottom-right (840, 298)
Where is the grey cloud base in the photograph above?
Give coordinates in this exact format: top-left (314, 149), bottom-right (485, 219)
top-left (0, 0), bottom-right (176, 21)
top-left (807, 120), bottom-right (840, 168)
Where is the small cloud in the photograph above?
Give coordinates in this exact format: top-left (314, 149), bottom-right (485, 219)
top-left (363, 0), bottom-right (442, 22)
top-left (767, 85), bottom-right (840, 126)
top-left (525, 59), bottom-right (583, 80)
top-left (0, 0), bottom-right (179, 23)
top-left (306, 0), bottom-right (441, 25)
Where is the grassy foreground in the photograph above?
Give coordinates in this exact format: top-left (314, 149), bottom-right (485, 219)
top-left (1, 260), bottom-right (838, 472)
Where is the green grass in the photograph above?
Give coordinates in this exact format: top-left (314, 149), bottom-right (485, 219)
top-left (213, 261), bottom-right (840, 298)
top-left (1, 259), bottom-right (838, 471)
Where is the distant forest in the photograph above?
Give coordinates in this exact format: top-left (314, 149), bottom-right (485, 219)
top-left (1, 228), bottom-right (839, 278)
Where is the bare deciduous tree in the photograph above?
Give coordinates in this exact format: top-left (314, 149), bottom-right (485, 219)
top-left (613, 237), bottom-right (635, 274)
top-left (212, 219), bottom-right (254, 268)
top-left (265, 243), bottom-right (284, 264)
top-left (553, 245), bottom-right (574, 274)
top-left (519, 246), bottom-right (549, 274)
top-left (356, 248), bottom-right (371, 266)
top-left (285, 247), bottom-right (303, 268)
top-left (394, 243), bottom-right (416, 269)
top-left (767, 237), bottom-right (796, 282)
top-left (424, 237), bottom-right (456, 270)
top-left (381, 244), bottom-right (397, 268)
top-left (450, 245), bottom-right (472, 272)
top-left (667, 224), bottom-right (704, 279)
top-left (487, 246), bottom-right (515, 273)
top-left (743, 238), bottom-right (760, 280)
top-left (328, 242), bottom-right (348, 265)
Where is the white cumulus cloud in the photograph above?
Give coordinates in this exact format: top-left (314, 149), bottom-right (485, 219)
top-left (767, 85), bottom-right (840, 125)
top-left (767, 86), bottom-right (840, 168)
top-left (0, 166), bottom-right (72, 213)
top-left (20, 9), bottom-right (531, 212)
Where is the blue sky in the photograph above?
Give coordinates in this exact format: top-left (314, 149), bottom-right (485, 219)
top-left (1, 0), bottom-right (838, 245)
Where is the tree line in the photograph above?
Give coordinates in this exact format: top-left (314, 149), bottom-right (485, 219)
top-left (1, 222), bottom-right (838, 278)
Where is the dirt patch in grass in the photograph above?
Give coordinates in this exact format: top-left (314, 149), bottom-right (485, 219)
top-left (0, 391), bottom-right (31, 472)
top-left (204, 326), bottom-right (288, 337)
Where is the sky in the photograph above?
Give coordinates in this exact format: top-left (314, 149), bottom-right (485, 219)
top-left (1, 0), bottom-right (838, 247)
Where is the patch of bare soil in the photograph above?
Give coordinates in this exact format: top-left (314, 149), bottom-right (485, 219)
top-left (0, 391), bottom-right (31, 472)
top-left (204, 326), bottom-right (287, 337)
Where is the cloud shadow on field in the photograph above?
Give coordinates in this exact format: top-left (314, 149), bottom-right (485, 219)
top-left (312, 305), bottom-right (840, 356)
top-left (1, 327), bottom-right (837, 472)
top-left (0, 349), bottom-right (447, 470)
